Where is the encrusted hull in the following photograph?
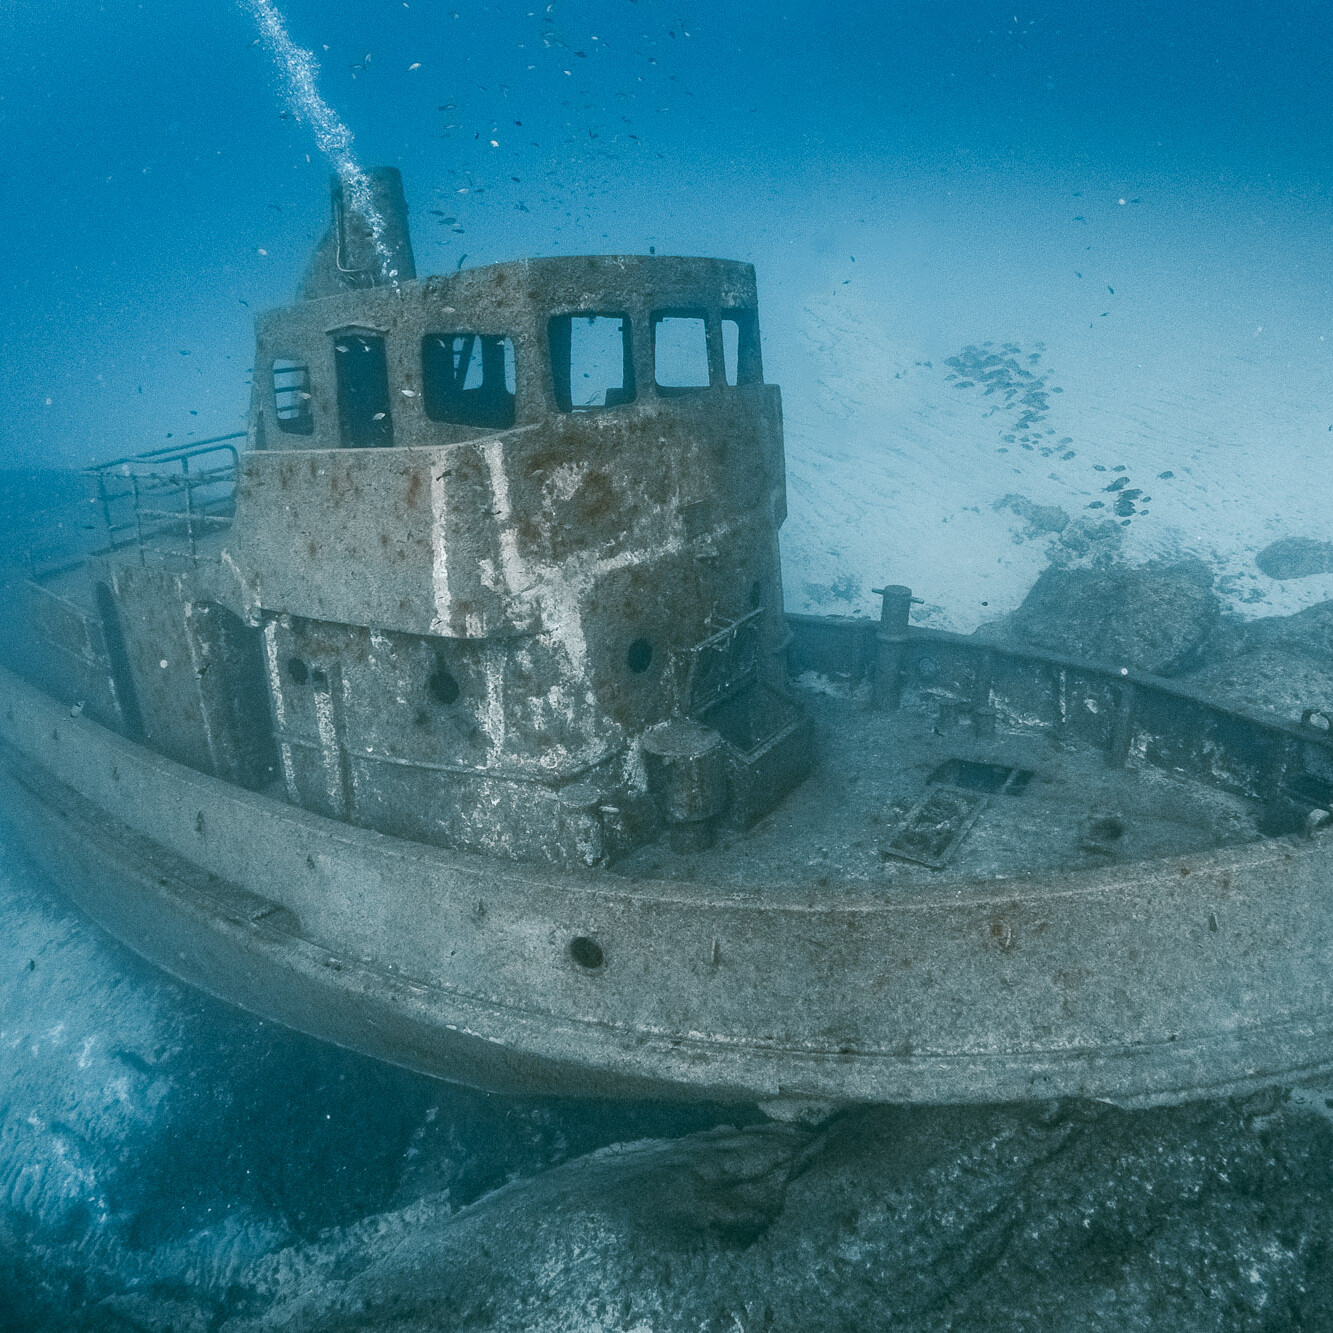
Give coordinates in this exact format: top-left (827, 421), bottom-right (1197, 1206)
top-left (4, 660), bottom-right (1333, 1110)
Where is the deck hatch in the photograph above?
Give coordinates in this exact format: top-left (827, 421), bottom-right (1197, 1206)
top-left (928, 758), bottom-right (1034, 795)
top-left (882, 785), bottom-right (989, 870)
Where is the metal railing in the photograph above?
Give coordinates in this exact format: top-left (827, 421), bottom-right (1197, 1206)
top-left (88, 433), bottom-right (243, 564)
top-left (16, 433), bottom-right (244, 579)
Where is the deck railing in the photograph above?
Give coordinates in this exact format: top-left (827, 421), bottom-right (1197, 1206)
top-left (88, 434), bottom-right (243, 563)
top-left (18, 434), bottom-right (244, 578)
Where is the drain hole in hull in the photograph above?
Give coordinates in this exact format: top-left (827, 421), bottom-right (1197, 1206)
top-left (569, 936), bottom-right (604, 970)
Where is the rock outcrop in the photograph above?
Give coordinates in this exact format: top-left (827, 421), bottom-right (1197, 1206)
top-left (978, 558), bottom-right (1220, 676)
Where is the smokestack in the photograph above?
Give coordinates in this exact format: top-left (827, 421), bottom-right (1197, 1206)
top-left (299, 166), bottom-right (416, 301)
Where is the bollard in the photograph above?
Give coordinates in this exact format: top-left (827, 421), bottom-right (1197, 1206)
top-left (641, 720), bottom-right (728, 852)
top-left (871, 584), bottom-right (916, 710)
top-left (556, 781), bottom-right (606, 866)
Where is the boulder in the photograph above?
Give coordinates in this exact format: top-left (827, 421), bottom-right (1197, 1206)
top-left (1255, 537), bottom-right (1333, 581)
top-left (1184, 645), bottom-right (1333, 723)
top-left (980, 559), bottom-right (1219, 675)
top-left (216, 1098), bottom-right (1333, 1332)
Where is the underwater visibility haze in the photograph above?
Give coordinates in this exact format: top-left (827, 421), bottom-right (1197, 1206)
top-left (6, 0), bottom-right (1333, 1328)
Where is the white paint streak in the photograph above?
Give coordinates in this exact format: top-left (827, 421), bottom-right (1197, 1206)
top-left (312, 680), bottom-right (344, 813)
top-left (482, 438), bottom-right (530, 601)
top-left (429, 467), bottom-right (452, 635)
top-left (545, 461), bottom-right (587, 503)
top-left (261, 619), bottom-right (299, 803)
top-left (479, 645), bottom-right (507, 758)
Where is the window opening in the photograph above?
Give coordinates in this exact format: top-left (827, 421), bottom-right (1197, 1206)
top-left (652, 311), bottom-right (710, 392)
top-left (422, 333), bottom-right (517, 429)
top-left (549, 313), bottom-right (635, 411)
top-left (333, 332), bottom-right (393, 447)
top-left (721, 309), bottom-right (762, 386)
top-left (272, 358), bottom-right (314, 434)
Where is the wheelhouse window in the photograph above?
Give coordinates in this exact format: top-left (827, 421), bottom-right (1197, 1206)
top-left (721, 309), bottom-right (763, 386)
top-left (422, 333), bottom-right (516, 429)
top-left (272, 358), bottom-right (314, 435)
top-left (332, 331), bottom-right (393, 447)
top-left (549, 313), bottom-right (635, 412)
top-left (652, 311), bottom-right (710, 393)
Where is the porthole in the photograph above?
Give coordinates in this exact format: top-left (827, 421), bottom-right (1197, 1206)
top-left (1086, 815), bottom-right (1126, 843)
top-left (569, 935), bottom-right (605, 970)
top-left (428, 661), bottom-right (461, 706)
top-left (626, 638), bottom-right (654, 674)
top-left (286, 657), bottom-right (309, 686)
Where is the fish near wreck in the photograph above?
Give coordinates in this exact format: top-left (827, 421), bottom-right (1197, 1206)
top-left (4, 167), bottom-right (1333, 1113)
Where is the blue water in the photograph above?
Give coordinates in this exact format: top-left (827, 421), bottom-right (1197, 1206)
top-left (5, 2), bottom-right (1333, 1326)
top-left (6, 1), bottom-right (1331, 467)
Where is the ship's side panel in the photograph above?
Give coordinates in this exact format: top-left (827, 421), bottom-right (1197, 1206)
top-left (87, 562), bottom-right (276, 790)
top-left (7, 661), bottom-right (1333, 1109)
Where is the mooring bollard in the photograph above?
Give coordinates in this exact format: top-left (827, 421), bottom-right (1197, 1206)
top-left (871, 584), bottom-right (915, 710)
top-left (641, 719), bottom-right (728, 852)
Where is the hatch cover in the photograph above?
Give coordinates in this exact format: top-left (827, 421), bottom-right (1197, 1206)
top-left (881, 785), bottom-right (989, 870)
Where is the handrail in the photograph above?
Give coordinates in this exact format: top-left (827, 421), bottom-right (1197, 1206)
top-left (86, 434), bottom-right (242, 563)
top-left (88, 431), bottom-right (245, 474)
top-left (22, 433), bottom-right (246, 578)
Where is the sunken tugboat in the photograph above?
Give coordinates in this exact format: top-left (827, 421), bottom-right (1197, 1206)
top-left (5, 169), bottom-right (1333, 1110)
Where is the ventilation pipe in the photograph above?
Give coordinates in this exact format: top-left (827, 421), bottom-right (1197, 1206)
top-left (299, 166), bottom-right (416, 300)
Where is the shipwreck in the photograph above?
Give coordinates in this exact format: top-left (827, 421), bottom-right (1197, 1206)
top-left (3, 168), bottom-right (1332, 1112)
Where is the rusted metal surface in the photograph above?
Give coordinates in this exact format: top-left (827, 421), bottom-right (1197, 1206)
top-left (6, 659), bottom-right (1333, 1108)
top-left (17, 215), bottom-right (807, 864)
top-left (219, 243), bottom-right (801, 863)
top-left (788, 610), bottom-right (1333, 815)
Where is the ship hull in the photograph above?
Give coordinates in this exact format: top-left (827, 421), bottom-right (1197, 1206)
top-left (3, 662), bottom-right (1333, 1108)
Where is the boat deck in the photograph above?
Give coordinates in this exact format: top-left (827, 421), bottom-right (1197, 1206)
top-left (615, 675), bottom-right (1262, 891)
